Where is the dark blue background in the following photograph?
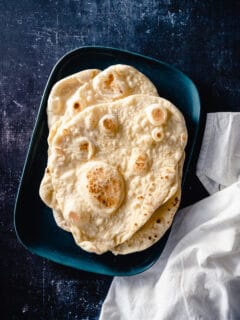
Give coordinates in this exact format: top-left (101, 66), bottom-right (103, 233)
top-left (1, 1), bottom-right (239, 319)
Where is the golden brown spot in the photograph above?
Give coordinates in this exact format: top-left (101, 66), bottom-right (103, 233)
top-left (92, 70), bottom-right (99, 77)
top-left (117, 85), bottom-right (123, 94)
top-left (103, 118), bottom-right (115, 131)
top-left (77, 138), bottom-right (95, 160)
top-left (55, 135), bottom-right (63, 145)
top-left (73, 102), bottom-right (81, 110)
top-left (46, 168), bottom-right (50, 173)
top-left (86, 166), bottom-right (123, 209)
top-left (134, 223), bottom-right (138, 226)
top-left (108, 73), bottom-right (114, 82)
top-left (165, 176), bottom-right (169, 179)
top-left (79, 142), bottom-right (89, 152)
top-left (181, 133), bottom-right (187, 144)
top-left (100, 115), bottom-right (118, 134)
top-left (137, 196), bottom-right (144, 200)
top-left (152, 108), bottom-right (164, 122)
top-left (69, 211), bottom-right (79, 223)
top-left (134, 154), bottom-right (149, 173)
top-left (104, 73), bottom-right (114, 87)
top-left (175, 197), bottom-right (179, 202)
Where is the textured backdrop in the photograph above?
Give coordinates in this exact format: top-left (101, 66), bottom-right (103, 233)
top-left (1, 1), bottom-right (240, 319)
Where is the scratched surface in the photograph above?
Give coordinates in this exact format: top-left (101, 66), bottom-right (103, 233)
top-left (0, 0), bottom-right (240, 319)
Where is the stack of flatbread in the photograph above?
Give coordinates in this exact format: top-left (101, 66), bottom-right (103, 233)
top-left (39, 65), bottom-right (187, 255)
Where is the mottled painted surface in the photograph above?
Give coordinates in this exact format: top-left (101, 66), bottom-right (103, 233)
top-left (0, 0), bottom-right (240, 319)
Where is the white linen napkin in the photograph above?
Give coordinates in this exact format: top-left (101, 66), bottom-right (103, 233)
top-left (100, 113), bottom-right (240, 320)
top-left (100, 182), bottom-right (240, 320)
top-left (196, 113), bottom-right (240, 194)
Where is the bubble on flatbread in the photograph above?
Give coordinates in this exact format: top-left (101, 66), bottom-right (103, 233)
top-left (152, 127), bottom-right (164, 142)
top-left (77, 137), bottom-right (95, 161)
top-left (99, 114), bottom-right (118, 135)
top-left (145, 103), bottom-right (168, 126)
top-left (92, 64), bottom-right (159, 101)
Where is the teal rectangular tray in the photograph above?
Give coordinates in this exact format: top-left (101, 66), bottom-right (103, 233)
top-left (14, 46), bottom-right (201, 276)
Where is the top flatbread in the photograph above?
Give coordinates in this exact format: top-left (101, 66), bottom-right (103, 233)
top-left (40, 65), bottom-right (159, 227)
top-left (49, 94), bottom-right (187, 254)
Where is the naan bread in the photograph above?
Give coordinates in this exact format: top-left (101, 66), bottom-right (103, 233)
top-left (111, 155), bottom-right (184, 255)
top-left (64, 64), bottom-right (159, 119)
top-left (47, 64), bottom-right (159, 145)
top-left (40, 65), bottom-right (159, 228)
top-left (49, 94), bottom-right (187, 254)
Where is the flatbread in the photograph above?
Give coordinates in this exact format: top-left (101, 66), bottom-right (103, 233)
top-left (111, 155), bottom-right (184, 255)
top-left (49, 94), bottom-right (187, 253)
top-left (63, 64), bottom-right (159, 119)
top-left (40, 65), bottom-right (159, 229)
